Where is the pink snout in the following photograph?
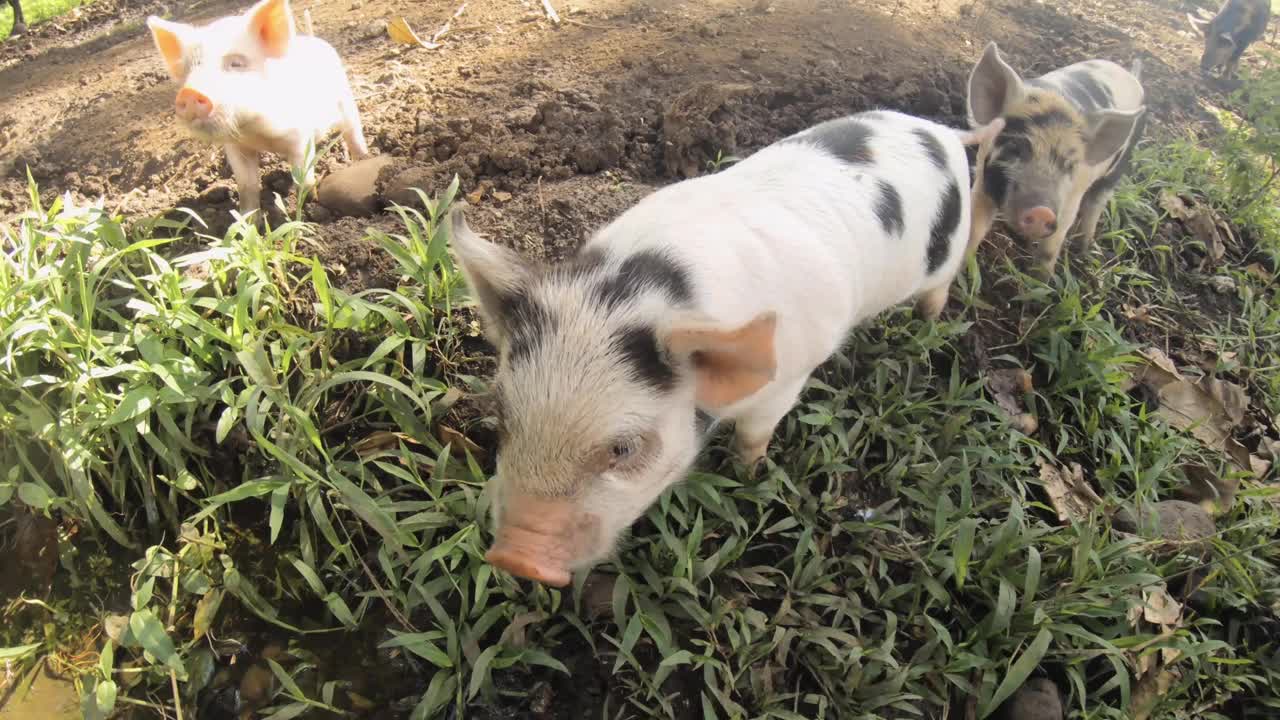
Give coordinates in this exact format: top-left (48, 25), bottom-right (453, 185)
top-left (1018, 206), bottom-right (1058, 239)
top-left (485, 492), bottom-right (581, 587)
top-left (175, 87), bottom-right (214, 122)
top-left (485, 527), bottom-right (573, 588)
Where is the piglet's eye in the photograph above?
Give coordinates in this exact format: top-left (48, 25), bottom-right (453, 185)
top-left (223, 54), bottom-right (250, 71)
top-left (609, 438), bottom-right (640, 467)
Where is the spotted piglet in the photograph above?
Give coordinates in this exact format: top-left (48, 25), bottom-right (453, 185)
top-left (448, 110), bottom-right (1005, 586)
top-left (966, 42), bottom-right (1147, 275)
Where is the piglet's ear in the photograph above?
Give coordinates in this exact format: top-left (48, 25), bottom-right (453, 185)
top-left (146, 17), bottom-right (189, 80)
top-left (967, 42), bottom-right (1024, 126)
top-left (1084, 106), bottom-right (1144, 165)
top-left (246, 0), bottom-right (296, 58)
top-left (664, 312), bottom-right (777, 409)
top-left (448, 205), bottom-right (535, 348)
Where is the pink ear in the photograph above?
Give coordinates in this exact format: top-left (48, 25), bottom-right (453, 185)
top-left (664, 312), bottom-right (778, 409)
top-left (247, 0), bottom-right (295, 58)
top-left (146, 17), bottom-right (188, 80)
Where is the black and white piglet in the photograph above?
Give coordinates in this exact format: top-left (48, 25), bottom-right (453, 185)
top-left (449, 110), bottom-right (1003, 586)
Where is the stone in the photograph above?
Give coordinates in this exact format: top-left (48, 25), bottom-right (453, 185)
top-left (1113, 500), bottom-right (1215, 545)
top-left (316, 155), bottom-right (394, 218)
top-left (996, 678), bottom-right (1063, 720)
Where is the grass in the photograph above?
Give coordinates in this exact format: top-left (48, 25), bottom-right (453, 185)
top-left (3, 55), bottom-right (1280, 720)
top-left (0, 0), bottom-right (89, 39)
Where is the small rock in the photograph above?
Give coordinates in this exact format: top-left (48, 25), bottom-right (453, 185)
top-left (1113, 500), bottom-right (1215, 545)
top-left (1210, 275), bottom-right (1236, 294)
top-left (382, 165), bottom-right (435, 208)
top-left (317, 155), bottom-right (394, 218)
top-left (741, 47), bottom-right (762, 60)
top-left (465, 187), bottom-right (486, 204)
top-left (996, 678), bottom-right (1063, 720)
top-left (492, 190), bottom-right (513, 203)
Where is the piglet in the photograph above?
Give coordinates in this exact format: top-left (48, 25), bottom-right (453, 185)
top-left (146, 0), bottom-right (368, 214)
top-left (449, 110), bottom-right (1005, 587)
top-left (1188, 0), bottom-right (1271, 81)
top-left (966, 42), bottom-right (1146, 274)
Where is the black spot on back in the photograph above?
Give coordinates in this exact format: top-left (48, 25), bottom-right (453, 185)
top-left (593, 249), bottom-right (693, 311)
top-left (874, 180), bottom-right (904, 237)
top-left (613, 325), bottom-right (675, 391)
top-left (927, 180), bottom-right (963, 274)
top-left (788, 117), bottom-right (874, 165)
top-left (500, 292), bottom-right (557, 363)
top-left (1060, 71), bottom-right (1114, 115)
top-left (912, 128), bottom-right (949, 171)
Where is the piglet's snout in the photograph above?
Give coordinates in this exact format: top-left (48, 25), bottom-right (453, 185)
top-left (175, 87), bottom-right (214, 122)
top-left (485, 492), bottom-right (583, 587)
top-left (1017, 206), bottom-right (1058, 239)
top-left (486, 525), bottom-right (574, 587)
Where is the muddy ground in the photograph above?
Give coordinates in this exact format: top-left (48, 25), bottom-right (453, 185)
top-left (0, 0), bottom-right (1267, 272)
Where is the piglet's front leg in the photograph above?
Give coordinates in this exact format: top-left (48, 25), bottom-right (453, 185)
top-left (226, 144), bottom-right (262, 215)
top-left (732, 376), bottom-right (809, 467)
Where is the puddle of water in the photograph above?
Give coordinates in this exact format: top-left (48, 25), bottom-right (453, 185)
top-left (0, 669), bottom-right (81, 720)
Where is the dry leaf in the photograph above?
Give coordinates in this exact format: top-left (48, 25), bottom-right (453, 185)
top-left (1124, 349), bottom-right (1260, 476)
top-left (1142, 585), bottom-right (1182, 627)
top-left (437, 424), bottom-right (486, 461)
top-left (1038, 460), bottom-right (1102, 523)
top-left (1158, 191), bottom-right (1227, 265)
top-left (498, 610), bottom-right (548, 648)
top-left (387, 17), bottom-right (439, 48)
top-left (987, 368), bottom-right (1037, 434)
top-left (1246, 262), bottom-right (1272, 282)
top-left (1198, 376), bottom-right (1249, 426)
top-left (1132, 667), bottom-right (1179, 720)
top-left (353, 430), bottom-right (418, 457)
top-left (1176, 463), bottom-right (1238, 515)
top-left (1122, 303), bottom-right (1152, 323)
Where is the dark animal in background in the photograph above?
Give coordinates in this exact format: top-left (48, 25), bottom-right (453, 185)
top-left (7, 0), bottom-right (25, 36)
top-left (1188, 0), bottom-right (1272, 80)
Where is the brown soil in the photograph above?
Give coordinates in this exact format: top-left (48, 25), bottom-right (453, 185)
top-left (0, 0), bottom-right (1266, 264)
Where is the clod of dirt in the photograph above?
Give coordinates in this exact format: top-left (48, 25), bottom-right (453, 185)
top-left (1113, 500), bottom-right (1215, 546)
top-left (580, 572), bottom-right (617, 620)
top-left (996, 678), bottom-right (1063, 720)
top-left (316, 155), bottom-right (396, 218)
top-left (662, 82), bottom-right (754, 179)
top-left (381, 164), bottom-right (435, 208)
top-left (0, 508), bottom-right (59, 596)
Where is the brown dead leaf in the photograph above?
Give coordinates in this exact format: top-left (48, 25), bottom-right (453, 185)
top-left (1246, 262), bottom-right (1272, 282)
top-left (1122, 303), bottom-right (1152, 324)
top-left (1158, 190), bottom-right (1226, 266)
top-left (1124, 349), bottom-right (1261, 476)
top-left (1158, 190), bottom-right (1193, 221)
top-left (1132, 667), bottom-right (1179, 720)
top-left (987, 368), bottom-right (1037, 434)
top-left (387, 17), bottom-right (440, 48)
top-left (352, 430), bottom-right (418, 457)
top-left (498, 610), bottom-right (548, 649)
top-left (1176, 463), bottom-right (1239, 515)
top-left (437, 424), bottom-right (486, 461)
top-left (1142, 584), bottom-right (1182, 627)
top-left (1038, 460), bottom-right (1103, 523)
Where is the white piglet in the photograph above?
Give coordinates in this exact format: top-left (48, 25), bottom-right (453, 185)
top-left (146, 0), bottom-right (369, 214)
top-left (451, 110), bottom-right (1004, 587)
